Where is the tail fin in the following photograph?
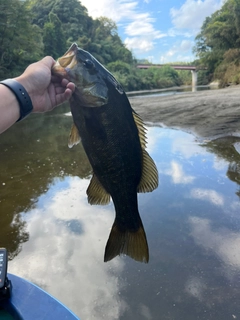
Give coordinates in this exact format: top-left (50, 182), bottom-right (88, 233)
top-left (104, 220), bottom-right (149, 263)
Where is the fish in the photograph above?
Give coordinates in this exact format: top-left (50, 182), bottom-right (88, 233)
top-left (52, 43), bottom-right (158, 263)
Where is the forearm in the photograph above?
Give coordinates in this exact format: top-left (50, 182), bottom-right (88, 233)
top-left (0, 83), bottom-right (21, 134)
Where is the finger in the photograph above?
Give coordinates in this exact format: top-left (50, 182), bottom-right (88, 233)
top-left (61, 78), bottom-right (69, 86)
top-left (55, 90), bottom-right (71, 105)
top-left (54, 80), bottom-right (75, 93)
top-left (66, 82), bottom-right (75, 92)
top-left (41, 56), bottom-right (56, 69)
top-left (61, 78), bottom-right (75, 90)
top-left (64, 88), bottom-right (73, 100)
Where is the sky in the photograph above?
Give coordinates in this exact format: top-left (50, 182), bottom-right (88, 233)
top-left (79, 0), bottom-right (225, 63)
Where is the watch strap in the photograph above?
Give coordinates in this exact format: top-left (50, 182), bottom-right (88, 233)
top-left (0, 79), bottom-right (33, 122)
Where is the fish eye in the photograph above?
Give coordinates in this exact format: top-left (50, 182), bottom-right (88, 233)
top-left (84, 59), bottom-right (94, 69)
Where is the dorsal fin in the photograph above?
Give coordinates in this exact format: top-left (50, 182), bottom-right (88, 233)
top-left (132, 110), bottom-right (147, 149)
top-left (68, 123), bottom-right (81, 148)
top-left (138, 149), bottom-right (158, 192)
top-left (87, 174), bottom-right (111, 205)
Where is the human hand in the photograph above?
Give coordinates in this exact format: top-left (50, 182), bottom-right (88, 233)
top-left (15, 56), bottom-right (75, 113)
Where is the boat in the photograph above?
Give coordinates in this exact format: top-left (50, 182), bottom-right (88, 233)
top-left (0, 249), bottom-right (79, 319)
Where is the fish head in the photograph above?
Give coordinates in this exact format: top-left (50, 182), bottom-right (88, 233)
top-left (53, 43), bottom-right (123, 107)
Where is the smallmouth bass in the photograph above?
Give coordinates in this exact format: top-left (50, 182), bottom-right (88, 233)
top-left (52, 43), bottom-right (158, 263)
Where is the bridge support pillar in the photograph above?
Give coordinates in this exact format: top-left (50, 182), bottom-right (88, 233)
top-left (191, 70), bottom-right (198, 89)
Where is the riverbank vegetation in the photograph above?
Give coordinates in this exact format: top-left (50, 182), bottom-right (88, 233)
top-left (0, 0), bottom-right (194, 91)
top-left (194, 0), bottom-right (240, 87)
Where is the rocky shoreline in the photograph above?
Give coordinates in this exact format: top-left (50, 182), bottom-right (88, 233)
top-left (129, 85), bottom-right (240, 139)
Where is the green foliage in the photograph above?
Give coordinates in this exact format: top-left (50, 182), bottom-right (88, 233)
top-left (43, 12), bottom-right (66, 58)
top-left (107, 61), bottom-right (132, 74)
top-left (194, 0), bottom-right (240, 85)
top-left (215, 48), bottom-right (240, 86)
top-left (176, 70), bottom-right (192, 85)
top-left (29, 0), bottom-right (134, 64)
top-left (107, 63), bottom-right (183, 91)
top-left (143, 66), bottom-right (182, 88)
top-left (77, 17), bottom-right (133, 64)
top-left (29, 0), bottom-right (89, 40)
top-left (0, 0), bottom-right (43, 79)
top-left (137, 59), bottom-right (151, 64)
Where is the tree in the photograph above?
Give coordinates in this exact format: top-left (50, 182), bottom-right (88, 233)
top-left (29, 0), bottom-right (90, 43)
top-left (193, 0), bottom-right (240, 85)
top-left (43, 12), bottom-right (66, 58)
top-left (77, 17), bottom-right (134, 65)
top-left (0, 0), bottom-right (43, 79)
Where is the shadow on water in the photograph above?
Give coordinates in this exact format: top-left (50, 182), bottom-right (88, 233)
top-left (1, 106), bottom-right (240, 319)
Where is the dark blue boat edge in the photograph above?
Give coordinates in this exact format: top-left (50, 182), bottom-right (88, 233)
top-left (2, 273), bottom-right (80, 320)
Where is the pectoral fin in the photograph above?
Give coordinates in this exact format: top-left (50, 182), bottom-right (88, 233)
top-left (68, 123), bottom-right (81, 148)
top-left (87, 174), bottom-right (111, 205)
top-left (138, 149), bottom-right (158, 193)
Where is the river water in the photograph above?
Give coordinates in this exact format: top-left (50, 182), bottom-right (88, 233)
top-left (1, 102), bottom-right (240, 319)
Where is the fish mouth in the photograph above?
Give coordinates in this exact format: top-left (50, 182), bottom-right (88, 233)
top-left (52, 43), bottom-right (78, 76)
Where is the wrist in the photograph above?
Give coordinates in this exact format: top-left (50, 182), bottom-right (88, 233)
top-left (0, 83), bottom-right (20, 130)
top-left (14, 75), bottom-right (33, 99)
top-left (0, 79), bottom-right (33, 121)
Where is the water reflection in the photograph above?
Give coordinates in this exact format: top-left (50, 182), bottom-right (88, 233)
top-left (1, 110), bottom-right (240, 319)
top-left (9, 177), bottom-right (127, 319)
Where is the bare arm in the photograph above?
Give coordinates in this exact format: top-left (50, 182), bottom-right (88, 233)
top-left (0, 56), bottom-right (75, 134)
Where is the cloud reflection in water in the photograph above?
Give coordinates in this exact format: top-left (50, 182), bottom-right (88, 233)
top-left (9, 176), bottom-right (127, 319)
top-left (5, 125), bottom-right (240, 320)
top-left (167, 161), bottom-right (195, 184)
top-left (189, 216), bottom-right (240, 276)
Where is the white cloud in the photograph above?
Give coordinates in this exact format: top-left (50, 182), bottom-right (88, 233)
top-left (124, 12), bottom-right (166, 53)
top-left (170, 0), bottom-right (224, 31)
top-left (80, 0), bottom-right (165, 54)
top-left (167, 161), bottom-right (195, 184)
top-left (80, 0), bottom-right (138, 22)
top-left (212, 157), bottom-right (228, 171)
top-left (160, 52), bottom-right (194, 63)
top-left (9, 176), bottom-right (127, 320)
top-left (185, 276), bottom-right (206, 300)
top-left (125, 37), bottom-right (155, 52)
top-left (159, 39), bottom-right (195, 63)
top-left (172, 133), bottom-right (206, 158)
top-left (124, 13), bottom-right (164, 38)
top-left (180, 39), bottom-right (194, 51)
top-left (189, 216), bottom-right (240, 271)
top-left (190, 188), bottom-right (224, 206)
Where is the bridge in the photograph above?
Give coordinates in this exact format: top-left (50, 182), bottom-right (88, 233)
top-left (136, 64), bottom-right (206, 87)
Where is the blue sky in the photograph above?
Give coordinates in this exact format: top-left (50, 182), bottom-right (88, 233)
top-left (79, 0), bottom-right (224, 63)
